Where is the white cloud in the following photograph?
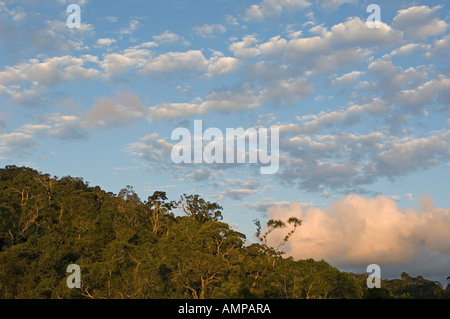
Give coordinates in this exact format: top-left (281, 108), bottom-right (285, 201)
top-left (366, 59), bottom-right (449, 112)
top-left (225, 15), bottom-right (238, 26)
top-left (208, 55), bottom-right (242, 75)
top-left (45, 114), bottom-right (87, 140)
top-left (126, 133), bottom-right (174, 165)
top-left (200, 83), bottom-right (260, 113)
top-left (193, 24), bottom-right (226, 38)
top-left (101, 48), bottom-right (151, 76)
top-left (319, 0), bottom-right (357, 8)
top-left (143, 50), bottom-right (208, 73)
top-left (82, 92), bottom-right (147, 130)
top-left (328, 18), bottom-right (402, 46)
top-left (105, 16), bottom-right (118, 23)
top-left (229, 35), bottom-right (261, 58)
top-left (285, 17), bottom-right (401, 75)
top-left (152, 31), bottom-right (183, 44)
top-left (427, 34), bottom-right (450, 58)
top-left (19, 124), bottom-right (51, 135)
top-left (147, 83), bottom-right (260, 120)
top-left (0, 132), bottom-right (35, 148)
top-left (276, 125), bottom-right (450, 191)
top-left (396, 77), bottom-right (450, 111)
top-left (332, 70), bottom-right (363, 85)
top-left (383, 43), bottom-right (423, 58)
top-left (216, 178), bottom-right (264, 200)
top-left (10, 86), bottom-right (45, 106)
top-left (147, 102), bottom-right (204, 121)
top-left (0, 132), bottom-right (39, 155)
top-left (244, 0), bottom-right (310, 21)
top-left (0, 55), bottom-right (101, 96)
top-left (259, 77), bottom-right (315, 105)
top-left (404, 193), bottom-right (414, 200)
top-left (393, 5), bottom-right (448, 39)
top-left (259, 36), bottom-right (287, 56)
top-left (186, 168), bottom-right (217, 181)
top-left (374, 131), bottom-right (450, 176)
top-left (119, 19), bottom-right (140, 36)
top-left (95, 38), bottom-right (116, 47)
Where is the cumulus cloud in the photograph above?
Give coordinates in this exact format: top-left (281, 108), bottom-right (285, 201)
top-left (217, 178), bottom-right (264, 200)
top-left (0, 55), bottom-right (100, 86)
top-left (244, 0), bottom-right (310, 21)
top-left (147, 83), bottom-right (260, 120)
top-left (366, 59), bottom-right (450, 112)
top-left (225, 15), bottom-right (238, 26)
top-left (284, 17), bottom-right (401, 75)
top-left (265, 194), bottom-right (450, 278)
top-left (259, 36), bottom-right (287, 56)
top-left (208, 55), bottom-right (242, 75)
top-left (95, 38), bottom-right (116, 47)
top-left (383, 43), bottom-right (425, 59)
top-left (241, 198), bottom-right (293, 212)
top-left (186, 168), bottom-right (216, 181)
top-left (152, 31), bottom-right (185, 44)
top-left (229, 35), bottom-right (261, 58)
top-left (45, 114), bottom-right (88, 140)
top-left (147, 102), bottom-right (204, 121)
top-left (200, 83), bottom-right (261, 113)
top-left (332, 71), bottom-right (363, 85)
top-left (125, 133), bottom-right (174, 167)
top-left (193, 24), bottom-right (226, 38)
top-left (83, 92), bottom-right (147, 130)
top-left (259, 77), bottom-right (315, 105)
top-left (374, 132), bottom-right (450, 176)
top-left (19, 124), bottom-right (51, 136)
top-left (276, 125), bottom-right (450, 191)
top-left (0, 132), bottom-right (39, 156)
top-left (143, 50), bottom-right (208, 73)
top-left (393, 5), bottom-right (448, 39)
top-left (428, 34), bottom-right (450, 58)
top-left (396, 78), bottom-right (450, 112)
top-left (319, 0), bottom-right (357, 9)
top-left (0, 132), bottom-right (36, 148)
top-left (286, 17), bottom-right (401, 58)
top-left (119, 19), bottom-right (140, 37)
top-left (101, 48), bottom-right (151, 77)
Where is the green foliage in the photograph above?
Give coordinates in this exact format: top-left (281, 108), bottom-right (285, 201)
top-left (0, 166), bottom-right (447, 299)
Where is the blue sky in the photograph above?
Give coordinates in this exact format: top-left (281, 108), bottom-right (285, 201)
top-left (0, 0), bottom-right (449, 281)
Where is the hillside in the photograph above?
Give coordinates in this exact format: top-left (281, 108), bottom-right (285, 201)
top-left (0, 165), bottom-right (448, 299)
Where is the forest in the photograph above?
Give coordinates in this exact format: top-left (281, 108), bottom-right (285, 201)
top-left (0, 165), bottom-right (448, 299)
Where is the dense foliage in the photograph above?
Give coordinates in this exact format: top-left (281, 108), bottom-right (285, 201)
top-left (0, 166), bottom-right (448, 299)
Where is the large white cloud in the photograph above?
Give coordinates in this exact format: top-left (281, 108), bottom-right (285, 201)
top-left (265, 194), bottom-right (450, 278)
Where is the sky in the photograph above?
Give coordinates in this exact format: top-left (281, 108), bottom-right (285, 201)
top-left (0, 0), bottom-right (449, 283)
